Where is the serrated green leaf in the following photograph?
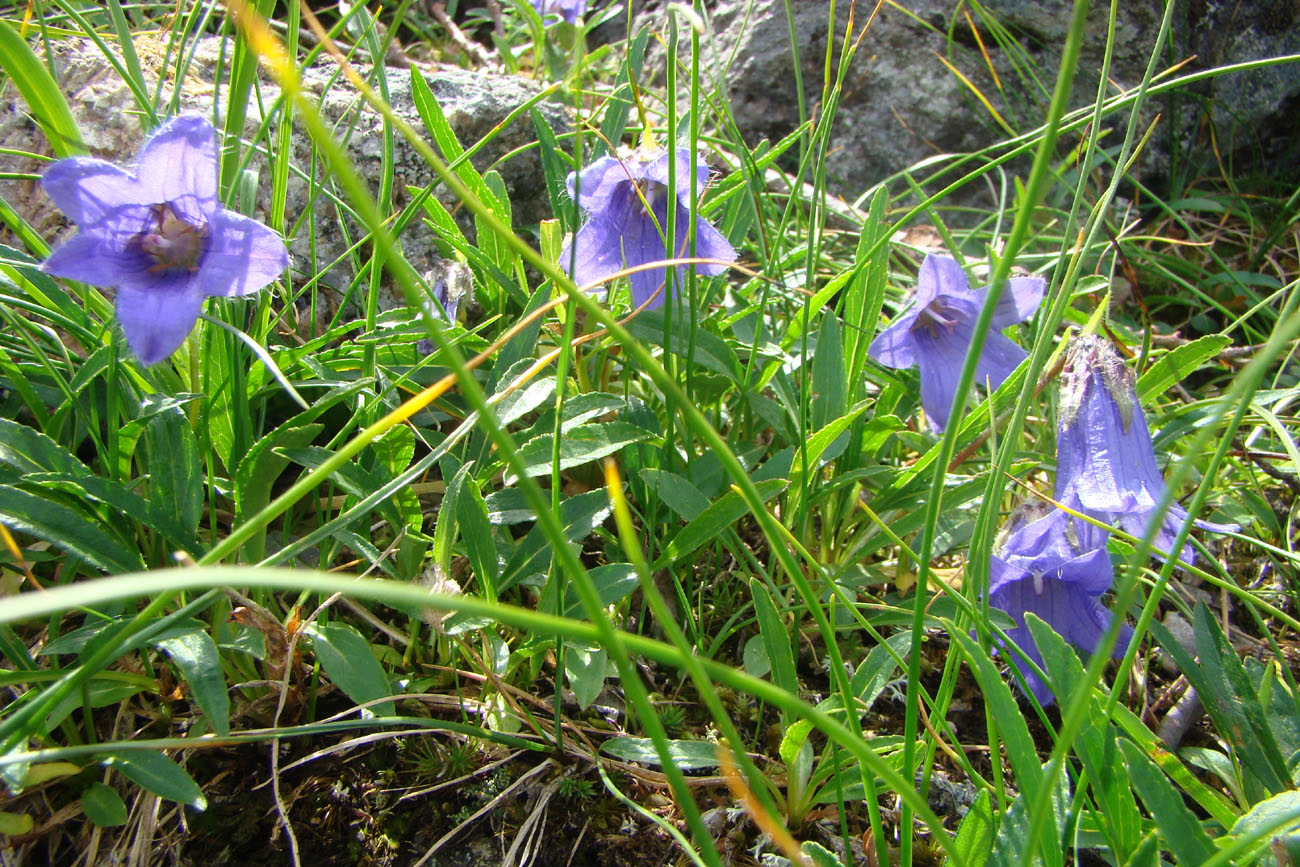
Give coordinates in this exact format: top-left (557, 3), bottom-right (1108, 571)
top-left (305, 622), bottom-right (395, 718)
top-left (1229, 790), bottom-right (1300, 863)
top-left (0, 484), bottom-right (145, 574)
top-left (100, 751), bottom-right (206, 810)
top-left (953, 789), bottom-right (994, 867)
top-left (508, 422), bottom-right (656, 482)
top-left (1118, 738), bottom-right (1216, 865)
top-left (0, 417), bottom-right (86, 475)
top-left (1137, 334), bottom-right (1232, 404)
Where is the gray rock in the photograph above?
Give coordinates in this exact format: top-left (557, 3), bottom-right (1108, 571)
top-left (0, 34), bottom-right (569, 313)
top-left (657, 0), bottom-right (1299, 205)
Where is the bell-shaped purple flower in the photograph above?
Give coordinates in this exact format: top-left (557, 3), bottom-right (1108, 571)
top-left (1055, 333), bottom-right (1235, 564)
top-left (40, 115), bottom-right (289, 365)
top-left (531, 0), bottom-right (586, 24)
top-left (559, 148), bottom-right (736, 310)
top-left (989, 499), bottom-right (1131, 705)
top-left (868, 254), bottom-right (1044, 431)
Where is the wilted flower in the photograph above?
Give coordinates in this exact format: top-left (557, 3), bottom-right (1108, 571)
top-left (41, 115), bottom-right (288, 365)
top-left (868, 254), bottom-right (1045, 431)
top-left (531, 0), bottom-right (586, 25)
top-left (1056, 333), bottom-right (1235, 564)
top-left (559, 148), bottom-right (736, 310)
top-left (988, 499), bottom-right (1131, 705)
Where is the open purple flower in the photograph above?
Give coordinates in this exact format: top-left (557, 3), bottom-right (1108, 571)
top-left (40, 115), bottom-right (288, 365)
top-left (989, 499), bottom-right (1131, 705)
top-left (868, 254), bottom-right (1044, 431)
top-left (531, 0), bottom-right (586, 24)
top-left (559, 148), bottom-right (736, 310)
top-left (1055, 333), bottom-right (1235, 564)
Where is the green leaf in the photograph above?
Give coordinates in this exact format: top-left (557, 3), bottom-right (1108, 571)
top-left (654, 478), bottom-right (787, 568)
top-left (0, 809), bottom-right (34, 836)
top-left (0, 417), bottom-right (86, 475)
top-left (457, 473), bottom-right (498, 599)
top-left (638, 468), bottom-right (710, 521)
top-left (1154, 605), bottom-right (1293, 794)
top-left (508, 422), bottom-right (656, 482)
top-left (1229, 790), bottom-right (1300, 863)
top-left (1032, 616), bottom-right (1143, 865)
top-left (304, 622), bottom-right (395, 718)
top-left (563, 563), bottom-right (637, 619)
top-left (629, 313), bottom-right (741, 381)
top-left (564, 643), bottom-right (608, 710)
top-left (800, 841), bottom-right (843, 867)
top-left (0, 484), bottom-right (145, 574)
top-left (99, 751), bottom-right (206, 810)
top-left (45, 681), bottom-right (148, 733)
top-left (154, 630), bottom-right (230, 737)
top-left (0, 19), bottom-right (87, 157)
top-left (953, 789), bottom-right (994, 867)
top-left (811, 312), bottom-right (845, 429)
top-left (948, 627), bottom-right (1044, 802)
top-left (850, 633), bottom-right (912, 711)
top-left (81, 782), bottom-right (128, 827)
top-left (143, 399), bottom-right (204, 538)
top-left (1137, 334), bottom-right (1232, 404)
top-left (751, 578), bottom-right (797, 722)
top-left (989, 770), bottom-right (1068, 867)
top-left (600, 737), bottom-right (718, 771)
top-left (1118, 738), bottom-right (1216, 865)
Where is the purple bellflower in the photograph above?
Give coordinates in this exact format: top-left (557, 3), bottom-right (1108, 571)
top-left (1055, 333), bottom-right (1235, 564)
top-left (531, 0), bottom-right (586, 25)
top-left (988, 499), bottom-right (1132, 705)
top-left (40, 115), bottom-right (289, 365)
top-left (560, 148), bottom-right (736, 311)
top-left (868, 254), bottom-right (1045, 431)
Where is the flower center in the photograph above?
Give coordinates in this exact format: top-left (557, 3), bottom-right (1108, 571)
top-left (913, 299), bottom-right (960, 338)
top-left (136, 202), bottom-right (208, 274)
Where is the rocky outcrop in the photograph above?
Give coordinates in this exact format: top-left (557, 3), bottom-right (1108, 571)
top-left (659, 0), bottom-right (1300, 204)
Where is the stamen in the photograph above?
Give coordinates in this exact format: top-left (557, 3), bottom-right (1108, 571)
top-left (136, 202), bottom-right (208, 274)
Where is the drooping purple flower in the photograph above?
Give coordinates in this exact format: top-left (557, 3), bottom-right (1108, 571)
top-left (559, 148), bottom-right (736, 310)
top-left (988, 499), bottom-right (1131, 705)
top-left (531, 0), bottom-right (587, 25)
top-left (40, 115), bottom-right (289, 365)
top-left (868, 254), bottom-right (1045, 431)
top-left (1055, 333), bottom-right (1236, 564)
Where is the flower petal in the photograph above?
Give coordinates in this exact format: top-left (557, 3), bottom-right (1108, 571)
top-left (41, 232), bottom-right (132, 287)
top-left (974, 331), bottom-right (1028, 392)
top-left (867, 319), bottom-right (918, 369)
top-left (622, 205), bottom-right (671, 309)
top-left (135, 116), bottom-right (218, 221)
top-left (562, 221), bottom-right (627, 293)
top-left (41, 158), bottom-right (141, 229)
top-left (989, 275), bottom-right (1046, 329)
top-left (913, 327), bottom-right (972, 431)
top-left (197, 208), bottom-right (289, 297)
top-left (916, 254), bottom-right (968, 307)
top-left (686, 212), bottom-right (736, 275)
top-left (644, 149), bottom-right (712, 207)
top-left (567, 156), bottom-right (640, 215)
top-left (116, 282), bottom-right (205, 365)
